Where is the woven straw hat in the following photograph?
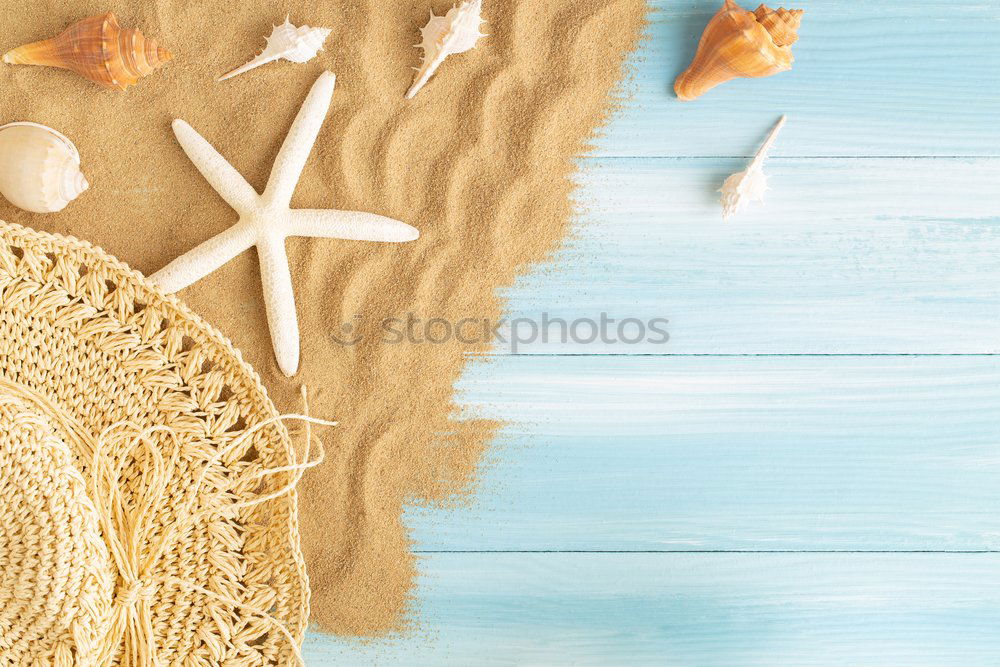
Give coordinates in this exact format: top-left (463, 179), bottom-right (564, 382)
top-left (0, 220), bottom-right (324, 665)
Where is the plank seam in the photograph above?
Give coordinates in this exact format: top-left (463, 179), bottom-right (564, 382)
top-left (580, 156), bottom-right (1000, 161)
top-left (413, 550), bottom-right (1000, 554)
top-left (467, 353), bottom-right (1000, 358)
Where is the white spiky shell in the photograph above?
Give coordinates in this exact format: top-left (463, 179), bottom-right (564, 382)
top-left (719, 166), bottom-right (769, 220)
top-left (219, 17), bottom-right (332, 82)
top-left (719, 115), bottom-right (786, 220)
top-left (407, 0), bottom-right (487, 99)
top-left (0, 122), bottom-right (89, 214)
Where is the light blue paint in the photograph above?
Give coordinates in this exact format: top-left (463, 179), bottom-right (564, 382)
top-left (594, 1), bottom-right (1000, 158)
top-left (405, 355), bottom-right (1000, 551)
top-left (306, 554), bottom-right (1000, 665)
top-left (498, 158), bottom-right (1000, 354)
top-left (306, 0), bottom-right (1000, 662)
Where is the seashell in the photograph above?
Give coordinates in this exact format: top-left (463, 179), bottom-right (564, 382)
top-left (674, 0), bottom-right (803, 101)
top-left (719, 115), bottom-right (785, 220)
top-left (219, 17), bottom-right (332, 82)
top-left (752, 5), bottom-right (803, 46)
top-left (2, 13), bottom-right (172, 91)
top-left (407, 0), bottom-right (487, 99)
top-left (0, 122), bottom-right (89, 214)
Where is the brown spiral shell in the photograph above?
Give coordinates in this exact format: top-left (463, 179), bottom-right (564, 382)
top-left (2, 13), bottom-right (172, 91)
top-left (674, 0), bottom-right (803, 101)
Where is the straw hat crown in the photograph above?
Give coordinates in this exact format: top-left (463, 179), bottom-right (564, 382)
top-left (0, 392), bottom-right (114, 665)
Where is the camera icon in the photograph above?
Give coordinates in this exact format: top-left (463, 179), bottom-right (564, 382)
top-left (331, 316), bottom-right (364, 346)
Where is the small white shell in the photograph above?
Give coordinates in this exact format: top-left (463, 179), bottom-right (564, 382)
top-left (720, 166), bottom-right (769, 220)
top-left (219, 17), bottom-right (332, 82)
top-left (719, 115), bottom-right (786, 220)
top-left (0, 122), bottom-right (89, 214)
top-left (407, 0), bottom-right (487, 99)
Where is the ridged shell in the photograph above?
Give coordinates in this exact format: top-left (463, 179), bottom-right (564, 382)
top-left (753, 5), bottom-right (803, 46)
top-left (407, 0), bottom-right (487, 99)
top-left (219, 17), bottom-right (332, 82)
top-left (0, 123), bottom-right (89, 214)
top-left (674, 0), bottom-right (803, 101)
top-left (2, 13), bottom-right (172, 91)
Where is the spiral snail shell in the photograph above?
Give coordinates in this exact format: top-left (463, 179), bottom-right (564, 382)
top-left (0, 123), bottom-right (89, 214)
top-left (674, 0), bottom-right (803, 101)
top-left (2, 13), bottom-right (172, 91)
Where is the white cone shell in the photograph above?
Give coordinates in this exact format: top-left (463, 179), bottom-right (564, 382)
top-left (0, 123), bottom-right (89, 214)
top-left (219, 19), bottom-right (332, 81)
top-left (407, 0), bottom-right (487, 99)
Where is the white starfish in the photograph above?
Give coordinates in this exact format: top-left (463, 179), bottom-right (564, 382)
top-left (150, 71), bottom-right (419, 377)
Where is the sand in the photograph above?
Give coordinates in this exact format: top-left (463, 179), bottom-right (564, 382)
top-left (0, 0), bottom-right (647, 635)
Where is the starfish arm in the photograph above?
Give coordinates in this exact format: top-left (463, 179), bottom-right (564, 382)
top-left (148, 223), bottom-right (256, 294)
top-left (173, 119), bottom-right (259, 214)
top-left (257, 234), bottom-right (300, 377)
top-left (262, 71), bottom-right (338, 209)
top-left (288, 209), bottom-right (420, 242)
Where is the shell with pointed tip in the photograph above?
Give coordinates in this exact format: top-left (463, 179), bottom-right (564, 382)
top-left (718, 115), bottom-right (786, 220)
top-left (407, 0), bottom-right (487, 99)
top-left (2, 13), bottom-right (172, 91)
top-left (752, 5), bottom-right (803, 46)
top-left (674, 0), bottom-right (803, 101)
top-left (0, 123), bottom-right (89, 214)
top-left (219, 18), bottom-right (332, 82)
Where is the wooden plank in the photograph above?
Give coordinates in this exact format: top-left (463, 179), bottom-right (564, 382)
top-left (497, 158), bottom-right (1000, 354)
top-left (595, 1), bottom-right (1000, 157)
top-left (405, 355), bottom-right (1000, 551)
top-left (304, 553), bottom-right (1000, 664)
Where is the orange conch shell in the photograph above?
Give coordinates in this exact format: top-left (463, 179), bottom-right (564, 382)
top-left (674, 0), bottom-right (803, 101)
top-left (2, 13), bottom-right (172, 91)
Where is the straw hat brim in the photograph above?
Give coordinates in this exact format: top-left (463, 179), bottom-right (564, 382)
top-left (0, 220), bottom-right (309, 664)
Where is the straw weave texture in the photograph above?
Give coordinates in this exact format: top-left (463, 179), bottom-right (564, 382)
top-left (0, 393), bottom-right (114, 665)
top-left (0, 220), bottom-right (308, 665)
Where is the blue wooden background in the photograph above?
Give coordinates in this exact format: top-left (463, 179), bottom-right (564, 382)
top-left (306, 1), bottom-right (1000, 663)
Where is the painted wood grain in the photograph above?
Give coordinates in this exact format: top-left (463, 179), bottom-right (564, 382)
top-left (303, 1), bottom-right (1000, 661)
top-left (496, 157), bottom-right (1000, 354)
top-left (404, 355), bottom-right (1000, 551)
top-left (594, 1), bottom-right (1000, 157)
top-left (305, 553), bottom-right (1000, 665)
